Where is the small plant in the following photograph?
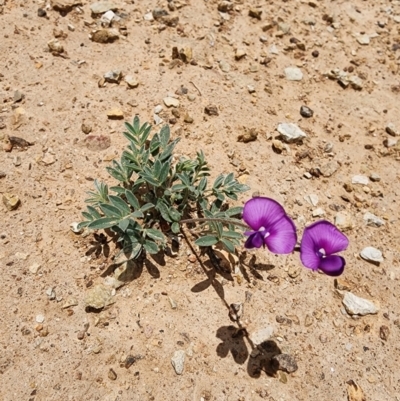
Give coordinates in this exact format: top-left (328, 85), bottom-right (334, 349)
top-left (78, 116), bottom-right (249, 261)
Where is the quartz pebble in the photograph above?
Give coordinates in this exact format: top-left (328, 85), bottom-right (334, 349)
top-left (163, 97), bottom-right (180, 108)
top-left (312, 208), bottom-right (325, 217)
top-left (125, 75), bottom-right (139, 88)
top-left (171, 350), bottom-right (185, 375)
top-left (277, 123), bottom-right (306, 143)
top-left (29, 263), bottom-right (42, 274)
top-left (363, 212), bottom-right (384, 227)
top-left (284, 67), bottom-right (303, 81)
top-left (360, 246), bottom-right (383, 263)
top-left (352, 175), bottom-right (369, 185)
top-left (250, 326), bottom-right (274, 345)
top-left (90, 1), bottom-right (118, 14)
top-left (36, 314), bottom-right (45, 323)
top-left (320, 161), bottom-right (339, 177)
top-left (342, 292), bottom-right (378, 316)
top-left (104, 70), bottom-right (121, 83)
top-left (304, 194), bottom-right (318, 206)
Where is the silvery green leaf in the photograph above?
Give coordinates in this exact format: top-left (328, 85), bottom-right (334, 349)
top-left (88, 217), bottom-right (119, 230)
top-left (195, 235), bottom-right (219, 247)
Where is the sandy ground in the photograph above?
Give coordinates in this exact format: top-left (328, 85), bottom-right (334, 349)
top-left (1, 0), bottom-right (400, 400)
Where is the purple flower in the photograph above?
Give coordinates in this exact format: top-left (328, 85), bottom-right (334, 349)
top-left (300, 220), bottom-right (349, 276)
top-left (242, 197), bottom-right (297, 254)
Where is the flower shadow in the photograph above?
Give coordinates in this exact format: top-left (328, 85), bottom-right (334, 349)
top-left (216, 326), bottom-right (282, 378)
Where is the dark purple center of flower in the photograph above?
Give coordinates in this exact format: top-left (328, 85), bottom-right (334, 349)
top-left (317, 247), bottom-right (326, 258)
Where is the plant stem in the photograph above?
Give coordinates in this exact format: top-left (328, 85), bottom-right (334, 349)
top-left (179, 217), bottom-right (249, 229)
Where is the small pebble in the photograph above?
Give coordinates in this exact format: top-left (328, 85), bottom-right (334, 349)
top-left (38, 8), bottom-right (47, 17)
top-left (379, 325), bottom-right (389, 341)
top-left (171, 350), bottom-right (185, 375)
top-left (36, 314), bottom-right (45, 323)
top-left (300, 105), bottom-right (314, 118)
top-left (108, 368), bottom-right (117, 380)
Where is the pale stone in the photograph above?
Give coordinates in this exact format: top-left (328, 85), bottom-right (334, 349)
top-left (360, 246), bottom-right (383, 263)
top-left (163, 97), bottom-right (180, 108)
top-left (90, 1), bottom-right (118, 14)
top-left (125, 75), bottom-right (139, 88)
top-left (277, 123), bottom-right (307, 143)
top-left (352, 175), bottom-right (369, 185)
top-left (363, 212), bottom-right (384, 227)
top-left (284, 66), bottom-right (303, 81)
top-left (171, 350), bottom-right (185, 375)
top-left (107, 108), bottom-right (124, 119)
top-left (342, 292), bottom-right (378, 316)
top-left (335, 212), bottom-right (354, 231)
top-left (250, 326), bottom-right (274, 345)
top-left (304, 194), bottom-right (319, 206)
top-left (84, 285), bottom-right (114, 310)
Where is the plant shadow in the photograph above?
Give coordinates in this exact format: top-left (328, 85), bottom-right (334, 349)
top-left (216, 325), bottom-right (282, 378)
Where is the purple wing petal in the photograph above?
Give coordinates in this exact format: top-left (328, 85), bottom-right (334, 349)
top-left (244, 232), bottom-right (264, 249)
top-left (300, 226), bottom-right (321, 270)
top-left (303, 220), bottom-right (349, 255)
top-left (319, 255), bottom-right (345, 276)
top-left (265, 215), bottom-right (297, 254)
top-left (242, 197), bottom-right (286, 231)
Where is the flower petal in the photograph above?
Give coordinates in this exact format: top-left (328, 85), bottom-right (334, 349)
top-left (265, 215), bottom-right (297, 254)
top-left (300, 229), bottom-right (321, 270)
top-left (242, 197), bottom-right (286, 231)
top-left (319, 255), bottom-right (345, 276)
top-left (244, 232), bottom-right (264, 249)
top-left (302, 220), bottom-right (349, 255)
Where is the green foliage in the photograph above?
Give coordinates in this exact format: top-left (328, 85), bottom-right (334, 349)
top-left (79, 116), bottom-right (249, 260)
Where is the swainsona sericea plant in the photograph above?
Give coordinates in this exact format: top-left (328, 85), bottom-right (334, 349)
top-left (241, 196), bottom-right (349, 276)
top-left (79, 116), bottom-right (349, 276)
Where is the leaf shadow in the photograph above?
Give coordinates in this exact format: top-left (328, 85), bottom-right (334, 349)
top-left (238, 253), bottom-right (276, 282)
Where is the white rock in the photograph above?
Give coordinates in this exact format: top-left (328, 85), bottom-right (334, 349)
top-left (153, 114), bottom-right (163, 125)
top-left (335, 212), bottom-right (354, 231)
top-left (360, 246), bottom-right (383, 263)
top-left (277, 123), bottom-right (307, 143)
top-left (304, 194), bottom-right (319, 206)
top-left (143, 12), bottom-right (154, 21)
top-left (100, 10), bottom-right (115, 26)
top-left (90, 1), bottom-right (118, 14)
top-left (352, 175), bottom-right (369, 185)
top-left (154, 105), bottom-right (163, 114)
top-left (342, 292), bottom-right (378, 316)
top-left (284, 66), bottom-right (303, 81)
top-left (250, 325), bottom-right (274, 345)
top-left (269, 44), bottom-right (279, 54)
top-left (312, 208), bottom-right (325, 217)
top-left (357, 34), bottom-right (370, 45)
top-left (171, 350), bottom-right (185, 375)
top-left (363, 212), bottom-right (384, 227)
top-left (36, 314), bottom-right (45, 323)
top-left (163, 97), bottom-right (180, 108)
top-left (70, 222), bottom-right (83, 234)
top-left (29, 263), bottom-right (42, 274)
top-left (125, 75), bottom-right (139, 88)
